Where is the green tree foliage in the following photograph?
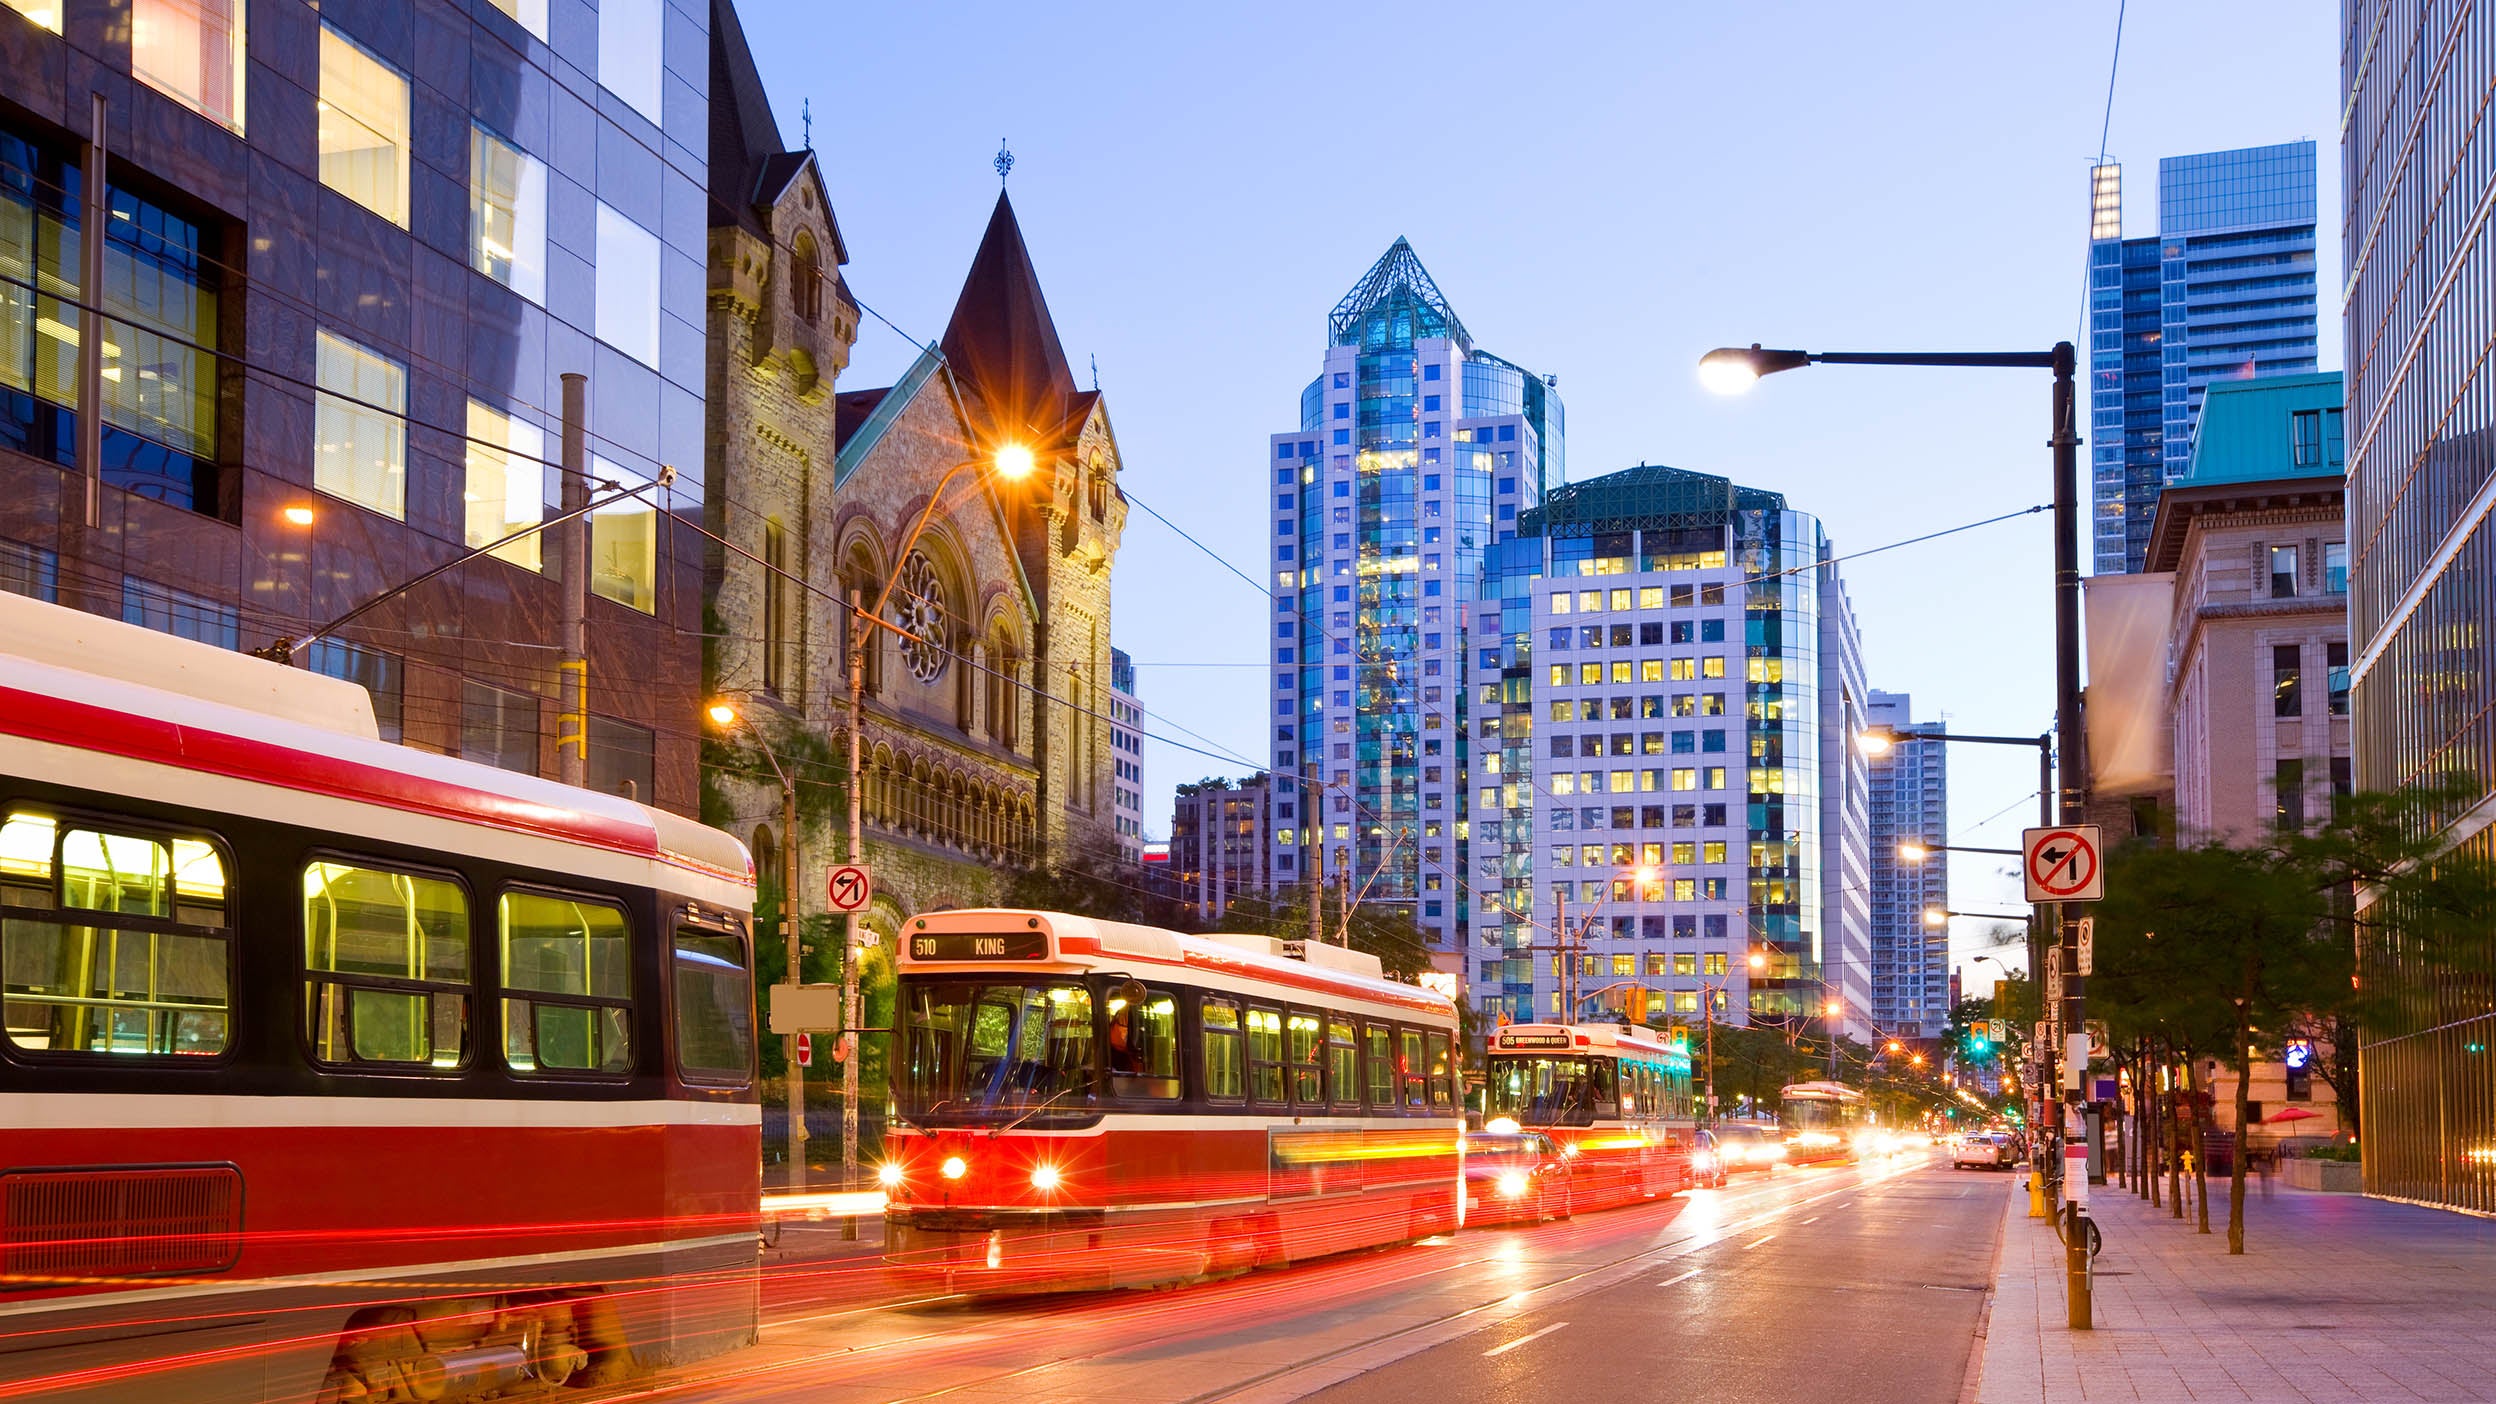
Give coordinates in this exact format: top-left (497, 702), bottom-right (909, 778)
top-left (2093, 784), bottom-right (2496, 1253)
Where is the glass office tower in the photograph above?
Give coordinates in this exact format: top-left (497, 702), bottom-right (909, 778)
top-left (2344, 3), bottom-right (2496, 1213)
top-left (2089, 143), bottom-right (2319, 574)
top-left (1267, 239), bottom-right (1560, 963)
top-left (1865, 691), bottom-right (1949, 1038)
top-left (1464, 465), bottom-right (1873, 1041)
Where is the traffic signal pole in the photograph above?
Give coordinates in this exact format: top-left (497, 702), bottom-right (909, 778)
top-left (2049, 342), bottom-right (2092, 1330)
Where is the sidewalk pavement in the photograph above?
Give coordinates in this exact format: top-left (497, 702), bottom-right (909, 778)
top-left (1973, 1168), bottom-right (2496, 1402)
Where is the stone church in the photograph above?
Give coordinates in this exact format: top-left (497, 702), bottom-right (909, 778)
top-left (703, 0), bottom-right (1124, 945)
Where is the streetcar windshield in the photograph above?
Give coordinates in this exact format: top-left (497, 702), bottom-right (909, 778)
top-left (898, 980), bottom-right (1096, 1126)
top-left (1484, 1056), bottom-right (1595, 1126)
top-left (1781, 1098), bottom-right (1860, 1135)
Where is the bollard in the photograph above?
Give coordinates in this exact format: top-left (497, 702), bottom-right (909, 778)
top-left (2028, 1170), bottom-right (2049, 1219)
top-left (2066, 1203), bottom-right (2093, 1329)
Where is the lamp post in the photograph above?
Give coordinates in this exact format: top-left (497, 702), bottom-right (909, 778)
top-left (1701, 339), bottom-right (2091, 1329)
top-left (706, 699), bottom-right (802, 1190)
top-left (845, 444), bottom-right (1034, 1198)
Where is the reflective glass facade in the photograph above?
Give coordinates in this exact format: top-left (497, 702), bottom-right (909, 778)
top-left (1460, 465), bottom-right (1873, 1038)
top-left (2345, 3), bottom-right (2496, 1213)
top-left (1268, 239), bottom-right (1559, 957)
top-left (1864, 693), bottom-right (1948, 1038)
top-left (2089, 144), bottom-right (2320, 574)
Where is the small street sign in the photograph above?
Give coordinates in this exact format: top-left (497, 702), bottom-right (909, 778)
top-left (826, 864), bottom-right (873, 913)
top-left (796, 1031), bottom-right (814, 1067)
top-left (2046, 947), bottom-right (2063, 1008)
top-left (1988, 1019), bottom-right (2007, 1044)
top-left (2022, 824), bottom-right (2105, 903)
top-left (2075, 916), bottom-right (2096, 976)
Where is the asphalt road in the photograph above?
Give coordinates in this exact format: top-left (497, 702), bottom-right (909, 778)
top-left (615, 1152), bottom-right (2006, 1404)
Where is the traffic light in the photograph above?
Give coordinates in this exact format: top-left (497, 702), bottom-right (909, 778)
top-left (1626, 987), bottom-right (1649, 1023)
top-left (1969, 1032), bottom-right (1990, 1055)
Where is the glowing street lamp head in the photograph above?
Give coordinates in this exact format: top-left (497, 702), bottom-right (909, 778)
top-left (1824, 998), bottom-right (1842, 1018)
top-left (1898, 840), bottom-right (1933, 862)
top-left (705, 702), bottom-right (739, 728)
top-left (1923, 908), bottom-right (1950, 928)
top-left (1748, 950), bottom-right (1768, 971)
top-left (992, 444), bottom-right (1036, 481)
top-left (282, 505), bottom-right (315, 526)
top-left (1855, 727), bottom-right (1899, 758)
top-left (1697, 344), bottom-right (1812, 395)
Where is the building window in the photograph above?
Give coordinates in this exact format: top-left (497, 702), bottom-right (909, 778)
top-left (2329, 756), bottom-right (2352, 799)
top-left (2274, 758), bottom-right (2305, 831)
top-left (314, 330), bottom-right (406, 519)
top-left (2, 0), bottom-right (59, 32)
top-left (0, 538), bottom-right (57, 601)
top-left (2269, 544), bottom-right (2297, 598)
top-left (122, 576), bottom-right (236, 649)
top-left (792, 232), bottom-right (824, 324)
top-left (597, 0), bottom-right (665, 125)
top-left (594, 204), bottom-right (662, 368)
top-left (463, 399), bottom-right (544, 568)
top-left (480, 0), bottom-right (548, 40)
top-left (0, 132), bottom-right (221, 507)
top-left (2272, 643), bottom-right (2301, 718)
top-left (461, 679), bottom-right (538, 774)
top-left (2327, 641), bottom-right (2349, 716)
top-left (319, 25), bottom-right (409, 226)
top-left (763, 519), bottom-right (789, 696)
top-left (470, 125), bottom-right (547, 303)
top-left (586, 715), bottom-right (656, 801)
top-left (306, 639), bottom-right (403, 742)
top-left (133, 0), bottom-right (245, 133)
top-left (2324, 542), bottom-right (2347, 594)
top-left (587, 456), bottom-right (656, 613)
top-left (2291, 409), bottom-right (2323, 467)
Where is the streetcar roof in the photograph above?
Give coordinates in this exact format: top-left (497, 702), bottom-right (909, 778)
top-left (1492, 1022), bottom-right (1685, 1056)
top-left (1779, 1080), bottom-right (1865, 1100)
top-left (0, 592), bottom-right (751, 892)
top-left (902, 909), bottom-right (1454, 1020)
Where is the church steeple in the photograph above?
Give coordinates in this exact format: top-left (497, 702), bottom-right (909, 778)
top-left (939, 192), bottom-right (1084, 451)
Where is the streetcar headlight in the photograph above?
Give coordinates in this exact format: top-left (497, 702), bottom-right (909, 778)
top-left (1692, 1152), bottom-right (1715, 1174)
top-left (1030, 1164), bottom-right (1060, 1192)
top-left (940, 1156), bottom-right (968, 1180)
top-left (877, 1162), bottom-right (904, 1188)
top-left (1496, 1171), bottom-right (1530, 1199)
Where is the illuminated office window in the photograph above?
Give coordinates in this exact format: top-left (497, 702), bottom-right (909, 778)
top-left (595, 204), bottom-right (660, 367)
top-left (470, 125), bottom-right (546, 303)
top-left (313, 330), bottom-right (405, 519)
top-left (464, 398), bottom-right (544, 568)
top-left (133, 0), bottom-right (244, 133)
top-left (319, 25), bottom-right (409, 226)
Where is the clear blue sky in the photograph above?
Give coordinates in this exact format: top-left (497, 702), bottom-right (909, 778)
top-left (739, 2), bottom-right (2340, 985)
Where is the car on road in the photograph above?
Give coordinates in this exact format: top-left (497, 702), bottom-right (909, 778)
top-left (1952, 1131), bottom-right (2020, 1170)
top-left (1710, 1120), bottom-right (1788, 1175)
top-left (1463, 1129), bottom-right (1572, 1224)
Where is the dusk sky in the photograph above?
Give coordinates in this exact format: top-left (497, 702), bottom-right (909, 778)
top-left (739, 2), bottom-right (2341, 986)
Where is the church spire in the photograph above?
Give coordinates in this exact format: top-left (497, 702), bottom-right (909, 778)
top-left (940, 192), bottom-right (1083, 451)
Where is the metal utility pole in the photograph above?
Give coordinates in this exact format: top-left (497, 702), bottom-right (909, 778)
top-left (557, 373), bottom-right (588, 788)
top-left (2049, 340), bottom-right (2092, 1330)
top-left (76, 93), bottom-right (104, 532)
top-left (842, 586), bottom-right (866, 1208)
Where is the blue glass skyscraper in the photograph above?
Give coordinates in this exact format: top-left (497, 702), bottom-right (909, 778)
top-left (2089, 142), bottom-right (2319, 575)
top-left (1266, 239), bottom-right (1562, 962)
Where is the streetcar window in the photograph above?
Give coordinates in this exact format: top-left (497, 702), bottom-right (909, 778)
top-left (898, 981), bottom-right (1094, 1124)
top-left (1364, 1023), bottom-right (1396, 1110)
top-left (1286, 1009), bottom-right (1323, 1106)
top-left (1399, 1028), bottom-right (1427, 1108)
top-left (1327, 1018), bottom-right (1360, 1110)
top-left (499, 892), bottom-right (632, 1075)
top-left (1487, 1056), bottom-right (1594, 1126)
top-left (1425, 1031), bottom-right (1454, 1110)
top-left (1589, 1058), bottom-right (1618, 1117)
top-left (302, 861), bottom-right (470, 1068)
top-left (1106, 983), bottom-right (1179, 1100)
top-left (1246, 1004), bottom-right (1285, 1104)
top-left (673, 929), bottom-right (752, 1085)
top-left (1, 814), bottom-right (231, 1057)
top-left (1622, 1062), bottom-right (1642, 1117)
top-left (1201, 997), bottom-right (1244, 1101)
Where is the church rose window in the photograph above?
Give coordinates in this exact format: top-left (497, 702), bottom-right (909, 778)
top-left (894, 552), bottom-right (950, 684)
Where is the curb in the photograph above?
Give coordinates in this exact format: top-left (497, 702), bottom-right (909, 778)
top-left (1957, 1178), bottom-right (2019, 1404)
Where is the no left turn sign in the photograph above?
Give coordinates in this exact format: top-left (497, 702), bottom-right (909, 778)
top-left (826, 864), bottom-right (873, 913)
top-left (2023, 825), bottom-right (2104, 903)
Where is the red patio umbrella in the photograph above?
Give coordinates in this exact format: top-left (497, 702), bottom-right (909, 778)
top-left (2263, 1107), bottom-right (2320, 1124)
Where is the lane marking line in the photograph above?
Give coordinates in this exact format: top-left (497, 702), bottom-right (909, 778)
top-left (1802, 1216), bottom-right (1819, 1225)
top-left (1744, 1234), bottom-right (1776, 1249)
top-left (1656, 1269), bottom-right (1701, 1288)
top-left (1483, 1321), bottom-right (1569, 1357)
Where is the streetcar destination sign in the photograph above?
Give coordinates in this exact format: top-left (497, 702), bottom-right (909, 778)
top-left (908, 931), bottom-right (1050, 962)
top-left (1498, 1032), bottom-right (1575, 1049)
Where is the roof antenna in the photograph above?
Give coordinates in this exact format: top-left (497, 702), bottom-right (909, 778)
top-left (995, 139), bottom-right (1014, 188)
top-left (801, 98), bottom-right (813, 151)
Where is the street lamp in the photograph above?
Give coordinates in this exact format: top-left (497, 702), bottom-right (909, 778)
top-left (1701, 337), bottom-right (2092, 1327)
top-left (1899, 838), bottom-right (2022, 861)
top-left (843, 444), bottom-right (1035, 1197)
top-left (706, 698), bottom-right (802, 1190)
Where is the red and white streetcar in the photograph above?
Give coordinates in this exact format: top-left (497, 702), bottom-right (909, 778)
top-left (880, 909), bottom-right (1464, 1291)
top-left (0, 595), bottom-right (761, 1403)
top-left (1480, 1022), bottom-right (1704, 1216)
